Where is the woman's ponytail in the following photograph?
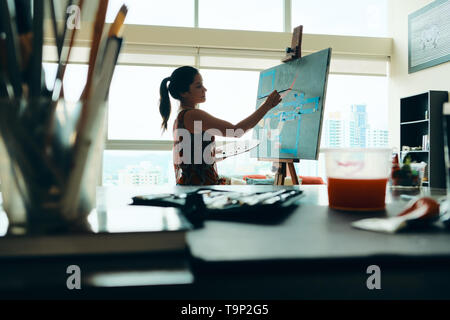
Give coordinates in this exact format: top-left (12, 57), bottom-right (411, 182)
top-left (158, 66), bottom-right (198, 131)
top-left (159, 77), bottom-right (171, 131)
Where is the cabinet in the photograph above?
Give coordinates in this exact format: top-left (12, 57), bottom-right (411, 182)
top-left (400, 91), bottom-right (448, 188)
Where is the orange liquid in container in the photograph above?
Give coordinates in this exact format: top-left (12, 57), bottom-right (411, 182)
top-left (327, 177), bottom-right (388, 211)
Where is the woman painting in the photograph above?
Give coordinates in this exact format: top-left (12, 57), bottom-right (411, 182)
top-left (159, 66), bottom-right (281, 185)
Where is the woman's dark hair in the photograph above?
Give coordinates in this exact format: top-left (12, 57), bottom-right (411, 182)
top-left (159, 66), bottom-right (199, 131)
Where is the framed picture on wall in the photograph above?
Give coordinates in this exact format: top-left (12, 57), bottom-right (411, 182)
top-left (408, 0), bottom-right (450, 73)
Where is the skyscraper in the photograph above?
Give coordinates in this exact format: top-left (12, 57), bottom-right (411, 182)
top-left (349, 104), bottom-right (368, 148)
top-left (367, 128), bottom-right (389, 147)
top-left (323, 112), bottom-right (344, 147)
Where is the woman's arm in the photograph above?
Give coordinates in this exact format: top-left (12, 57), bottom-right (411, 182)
top-left (184, 90), bottom-right (281, 137)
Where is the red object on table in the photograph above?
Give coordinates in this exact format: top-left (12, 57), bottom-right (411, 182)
top-left (327, 177), bottom-right (388, 211)
top-left (243, 175), bottom-right (267, 181)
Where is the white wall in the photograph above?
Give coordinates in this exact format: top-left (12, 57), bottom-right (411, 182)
top-left (388, 0), bottom-right (450, 150)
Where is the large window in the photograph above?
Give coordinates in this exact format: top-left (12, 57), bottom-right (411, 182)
top-left (108, 65), bottom-right (177, 141)
top-left (198, 0), bottom-right (283, 32)
top-left (318, 74), bottom-right (389, 180)
top-left (200, 69), bottom-right (260, 140)
top-left (105, 0), bottom-right (388, 36)
top-left (41, 64), bottom-right (389, 186)
top-left (106, 0), bottom-right (195, 27)
top-left (104, 66), bottom-right (389, 184)
top-left (34, 1), bottom-right (391, 188)
top-left (326, 75), bottom-right (388, 130)
top-left (322, 74), bottom-right (389, 149)
top-left (292, 0), bottom-right (388, 37)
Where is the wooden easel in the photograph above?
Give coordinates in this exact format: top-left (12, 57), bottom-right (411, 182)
top-left (269, 25), bottom-right (303, 186)
top-left (283, 25), bottom-right (303, 62)
top-left (270, 159), bottom-right (300, 185)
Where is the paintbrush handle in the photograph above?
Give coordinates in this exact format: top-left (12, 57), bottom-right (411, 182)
top-left (83, 0), bottom-right (109, 101)
top-left (258, 88), bottom-right (290, 99)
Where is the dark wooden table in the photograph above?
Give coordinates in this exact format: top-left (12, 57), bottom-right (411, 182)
top-left (1, 185), bottom-right (449, 299)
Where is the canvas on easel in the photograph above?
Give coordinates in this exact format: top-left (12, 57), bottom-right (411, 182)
top-left (251, 27), bottom-right (331, 185)
top-left (251, 47), bottom-right (331, 161)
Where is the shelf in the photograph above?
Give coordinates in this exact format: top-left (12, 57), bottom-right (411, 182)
top-left (400, 119), bottom-right (429, 125)
top-left (399, 90), bottom-right (448, 188)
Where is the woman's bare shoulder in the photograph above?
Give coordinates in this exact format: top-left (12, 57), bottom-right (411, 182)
top-left (183, 108), bottom-right (213, 120)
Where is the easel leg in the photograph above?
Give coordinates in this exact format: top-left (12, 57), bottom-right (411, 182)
top-left (274, 162), bottom-right (286, 185)
top-left (273, 161), bottom-right (299, 186)
top-left (288, 163), bottom-right (299, 185)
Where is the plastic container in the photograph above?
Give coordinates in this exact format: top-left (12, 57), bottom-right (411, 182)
top-left (323, 148), bottom-right (392, 211)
